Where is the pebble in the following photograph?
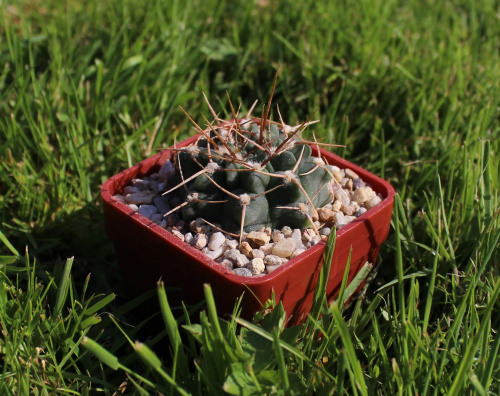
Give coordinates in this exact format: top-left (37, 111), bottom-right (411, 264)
top-left (266, 264), bottom-right (281, 274)
top-left (194, 234), bottom-right (207, 249)
top-left (224, 249), bottom-right (249, 267)
top-left (272, 232), bottom-right (285, 242)
top-left (320, 227), bottom-right (331, 236)
top-left (154, 196), bottom-right (171, 214)
top-left (341, 204), bottom-right (356, 216)
top-left (171, 230), bottom-right (184, 241)
top-left (248, 258), bottom-right (265, 275)
top-left (353, 178), bottom-right (366, 189)
top-left (272, 238), bottom-right (296, 258)
top-left (332, 200), bottom-right (342, 212)
top-left (352, 187), bottom-right (375, 204)
top-left (208, 232), bottom-right (225, 250)
top-left (345, 168), bottom-right (359, 180)
top-left (226, 239), bottom-right (239, 250)
top-left (302, 229), bottom-right (316, 241)
top-left (331, 168), bottom-right (343, 183)
top-left (128, 204), bottom-right (139, 212)
top-left (290, 248), bottom-right (306, 258)
top-left (318, 207), bottom-right (335, 222)
top-left (204, 246), bottom-right (225, 260)
top-left (219, 259), bottom-right (234, 270)
top-left (259, 243), bottom-right (275, 255)
top-left (239, 241), bottom-right (253, 257)
top-left (355, 207), bottom-right (368, 217)
top-left (334, 189), bottom-right (350, 206)
top-left (131, 178), bottom-right (151, 191)
top-left (281, 226), bottom-right (293, 237)
top-left (184, 232), bottom-right (194, 245)
top-left (138, 204), bottom-right (158, 220)
top-left (151, 213), bottom-right (164, 224)
top-left (159, 160), bottom-right (174, 174)
top-left (233, 268), bottom-right (253, 277)
top-left (264, 255), bottom-right (282, 266)
top-left (251, 249), bottom-right (265, 259)
top-left (247, 231), bottom-right (270, 246)
top-left (291, 229), bottom-right (303, 245)
top-left (113, 194), bottom-right (126, 204)
top-left (125, 190), bottom-right (155, 205)
top-left (123, 186), bottom-right (141, 195)
top-left (365, 195), bottom-right (382, 209)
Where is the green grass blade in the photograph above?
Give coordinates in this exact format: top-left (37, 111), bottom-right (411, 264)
top-left (81, 337), bottom-right (119, 370)
top-left (331, 303), bottom-right (367, 396)
top-left (53, 257), bottom-right (74, 318)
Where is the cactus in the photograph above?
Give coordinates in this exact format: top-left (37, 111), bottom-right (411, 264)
top-left (163, 96), bottom-right (342, 238)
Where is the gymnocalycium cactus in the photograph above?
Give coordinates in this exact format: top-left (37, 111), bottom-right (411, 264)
top-left (164, 91), bottom-right (343, 238)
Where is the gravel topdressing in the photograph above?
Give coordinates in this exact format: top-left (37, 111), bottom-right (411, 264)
top-left (112, 159), bottom-right (383, 277)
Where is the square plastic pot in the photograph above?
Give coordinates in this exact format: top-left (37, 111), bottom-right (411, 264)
top-left (102, 136), bottom-right (395, 323)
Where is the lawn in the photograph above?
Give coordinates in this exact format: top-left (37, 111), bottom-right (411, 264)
top-left (1, 0), bottom-right (499, 394)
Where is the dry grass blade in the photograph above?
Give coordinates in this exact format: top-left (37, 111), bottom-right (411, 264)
top-left (259, 66), bottom-right (280, 145)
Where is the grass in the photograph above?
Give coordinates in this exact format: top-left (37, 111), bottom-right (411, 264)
top-left (1, 0), bottom-right (499, 393)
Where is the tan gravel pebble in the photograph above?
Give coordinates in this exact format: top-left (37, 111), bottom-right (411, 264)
top-left (247, 231), bottom-right (271, 246)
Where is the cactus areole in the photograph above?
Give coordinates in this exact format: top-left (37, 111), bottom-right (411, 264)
top-left (167, 118), bottom-right (335, 233)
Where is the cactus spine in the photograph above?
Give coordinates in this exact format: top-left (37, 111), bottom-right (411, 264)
top-left (164, 96), bottom-right (342, 237)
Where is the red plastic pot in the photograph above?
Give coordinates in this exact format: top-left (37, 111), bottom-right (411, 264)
top-left (102, 135), bottom-right (395, 323)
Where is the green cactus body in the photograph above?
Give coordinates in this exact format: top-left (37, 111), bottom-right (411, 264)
top-left (176, 119), bottom-right (333, 233)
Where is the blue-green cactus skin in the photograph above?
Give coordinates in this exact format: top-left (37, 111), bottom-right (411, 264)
top-left (177, 121), bottom-right (332, 232)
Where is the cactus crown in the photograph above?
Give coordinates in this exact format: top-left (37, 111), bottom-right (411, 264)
top-left (165, 85), bottom-right (343, 237)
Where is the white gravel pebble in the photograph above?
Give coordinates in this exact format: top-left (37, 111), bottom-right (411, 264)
top-left (208, 232), bottom-right (225, 250)
top-left (226, 239), bottom-right (239, 250)
top-left (251, 249), bottom-right (265, 259)
top-left (266, 264), bottom-right (281, 274)
top-left (204, 246), bottom-right (225, 260)
top-left (290, 248), bottom-right (306, 258)
top-left (184, 232), bottom-right (194, 245)
top-left (171, 230), bottom-right (184, 241)
top-left (291, 229), bottom-right (302, 245)
top-left (128, 204), bottom-right (139, 212)
top-left (365, 195), bottom-right (382, 209)
top-left (355, 207), bottom-right (368, 217)
top-left (334, 189), bottom-right (350, 207)
top-left (281, 226), bottom-right (293, 237)
top-left (272, 238), bottom-right (296, 258)
top-left (345, 168), bottom-right (359, 180)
